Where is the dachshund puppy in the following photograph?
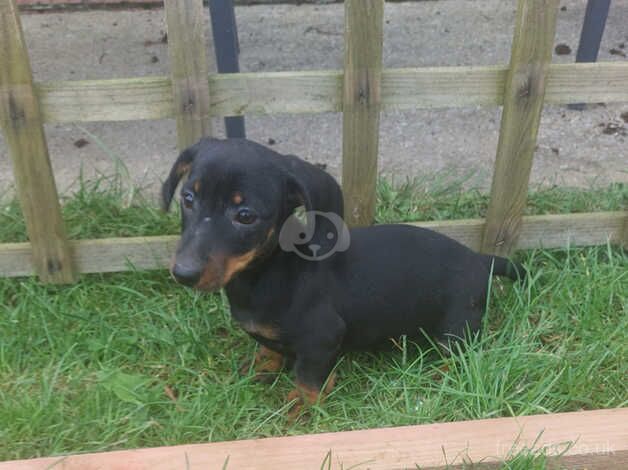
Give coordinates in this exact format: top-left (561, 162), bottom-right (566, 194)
top-left (162, 138), bottom-right (524, 413)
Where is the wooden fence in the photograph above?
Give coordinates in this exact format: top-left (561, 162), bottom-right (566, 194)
top-left (1, 0), bottom-right (627, 283)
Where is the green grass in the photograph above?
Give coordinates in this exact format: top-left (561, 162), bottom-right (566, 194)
top-left (1, 175), bottom-right (625, 242)
top-left (0, 177), bottom-right (626, 467)
top-left (375, 176), bottom-right (626, 223)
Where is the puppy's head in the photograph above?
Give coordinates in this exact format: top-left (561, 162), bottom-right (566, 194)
top-left (162, 138), bottom-right (344, 291)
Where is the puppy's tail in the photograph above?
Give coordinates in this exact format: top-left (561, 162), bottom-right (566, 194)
top-left (486, 256), bottom-right (526, 282)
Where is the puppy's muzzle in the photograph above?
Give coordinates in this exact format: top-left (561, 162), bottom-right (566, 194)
top-left (171, 263), bottom-right (202, 287)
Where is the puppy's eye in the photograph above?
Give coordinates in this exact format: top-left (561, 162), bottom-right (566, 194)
top-left (182, 191), bottom-right (194, 209)
top-left (235, 208), bottom-right (258, 225)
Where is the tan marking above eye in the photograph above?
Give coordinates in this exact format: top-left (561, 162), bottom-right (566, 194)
top-left (231, 192), bottom-right (243, 205)
top-left (176, 163), bottom-right (190, 177)
top-left (193, 180), bottom-right (201, 193)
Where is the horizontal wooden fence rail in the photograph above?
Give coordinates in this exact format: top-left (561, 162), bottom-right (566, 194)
top-left (3, 408), bottom-right (627, 469)
top-left (0, 211), bottom-right (624, 278)
top-left (34, 62), bottom-right (628, 123)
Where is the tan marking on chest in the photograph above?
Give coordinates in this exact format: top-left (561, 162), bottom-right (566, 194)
top-left (223, 249), bottom-right (258, 284)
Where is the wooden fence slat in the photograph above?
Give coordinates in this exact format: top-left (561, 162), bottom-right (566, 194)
top-left (545, 62), bottom-right (628, 104)
top-left (30, 63), bottom-right (628, 123)
top-left (409, 211), bottom-right (626, 252)
top-left (0, 0), bottom-right (76, 283)
top-left (342, 0), bottom-right (384, 227)
top-left (481, 0), bottom-right (560, 255)
top-left (2, 408), bottom-right (627, 469)
top-left (164, 0), bottom-right (212, 151)
top-left (37, 76), bottom-right (175, 123)
top-left (0, 212), bottom-right (624, 278)
top-left (0, 236), bottom-right (179, 277)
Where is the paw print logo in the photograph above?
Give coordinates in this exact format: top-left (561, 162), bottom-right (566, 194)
top-left (279, 211), bottom-right (350, 261)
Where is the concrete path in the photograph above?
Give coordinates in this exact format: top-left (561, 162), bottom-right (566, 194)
top-left (1, 0), bottom-right (627, 200)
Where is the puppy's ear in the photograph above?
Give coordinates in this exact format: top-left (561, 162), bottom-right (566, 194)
top-left (161, 143), bottom-right (200, 211)
top-left (283, 156), bottom-right (344, 218)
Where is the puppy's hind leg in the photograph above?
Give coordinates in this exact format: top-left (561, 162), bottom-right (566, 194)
top-left (433, 300), bottom-right (484, 356)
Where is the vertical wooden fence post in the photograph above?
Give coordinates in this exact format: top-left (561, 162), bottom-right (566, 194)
top-left (0, 0), bottom-right (76, 283)
top-left (165, 0), bottom-right (213, 151)
top-left (342, 0), bottom-right (384, 227)
top-left (481, 0), bottom-right (560, 255)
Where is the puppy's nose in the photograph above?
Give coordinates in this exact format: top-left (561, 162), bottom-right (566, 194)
top-left (171, 263), bottom-right (202, 287)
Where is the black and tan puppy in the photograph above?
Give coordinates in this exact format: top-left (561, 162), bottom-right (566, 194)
top-left (162, 138), bottom-right (524, 413)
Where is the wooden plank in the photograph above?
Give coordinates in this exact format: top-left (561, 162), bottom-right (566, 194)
top-left (481, 0), bottom-right (559, 256)
top-left (512, 211), bottom-right (626, 250)
top-left (164, 0), bottom-right (212, 150)
top-left (342, 0), bottom-right (384, 227)
top-left (382, 66), bottom-right (506, 109)
top-left (408, 218), bottom-right (486, 251)
top-left (210, 70), bottom-right (343, 116)
top-left (2, 408), bottom-right (627, 469)
top-left (36, 76), bottom-right (175, 123)
top-left (387, 62), bottom-right (628, 110)
top-left (0, 236), bottom-right (178, 277)
top-left (409, 211), bottom-right (625, 251)
top-left (31, 63), bottom-right (628, 123)
top-left (0, 212), bottom-right (623, 278)
top-left (547, 62), bottom-right (628, 105)
top-left (0, 0), bottom-right (76, 283)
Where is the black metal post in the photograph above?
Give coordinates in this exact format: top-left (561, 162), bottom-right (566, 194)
top-left (569, 0), bottom-right (611, 110)
top-left (209, 0), bottom-right (246, 137)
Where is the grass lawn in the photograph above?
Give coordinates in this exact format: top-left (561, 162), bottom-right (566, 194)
top-left (0, 176), bottom-right (626, 467)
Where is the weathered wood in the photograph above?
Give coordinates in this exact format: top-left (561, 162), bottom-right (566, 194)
top-left (481, 0), bottom-right (560, 255)
top-left (512, 211), bottom-right (626, 250)
top-left (164, 0), bottom-right (212, 150)
top-left (410, 210), bottom-right (625, 251)
top-left (0, 212), bottom-right (624, 278)
top-left (31, 63), bottom-right (628, 123)
top-left (0, 236), bottom-right (179, 277)
top-left (0, 0), bottom-right (76, 283)
top-left (546, 62), bottom-right (628, 104)
top-left (210, 70), bottom-right (343, 116)
top-left (2, 408), bottom-right (627, 469)
top-left (342, 0), bottom-right (384, 227)
top-left (37, 76), bottom-right (175, 123)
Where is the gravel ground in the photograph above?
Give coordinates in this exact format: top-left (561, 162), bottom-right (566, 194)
top-left (1, 0), bottom-right (627, 200)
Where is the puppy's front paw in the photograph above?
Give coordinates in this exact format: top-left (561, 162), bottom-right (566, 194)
top-left (286, 388), bottom-right (304, 420)
top-left (285, 374), bottom-right (336, 421)
top-left (240, 346), bottom-right (284, 383)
